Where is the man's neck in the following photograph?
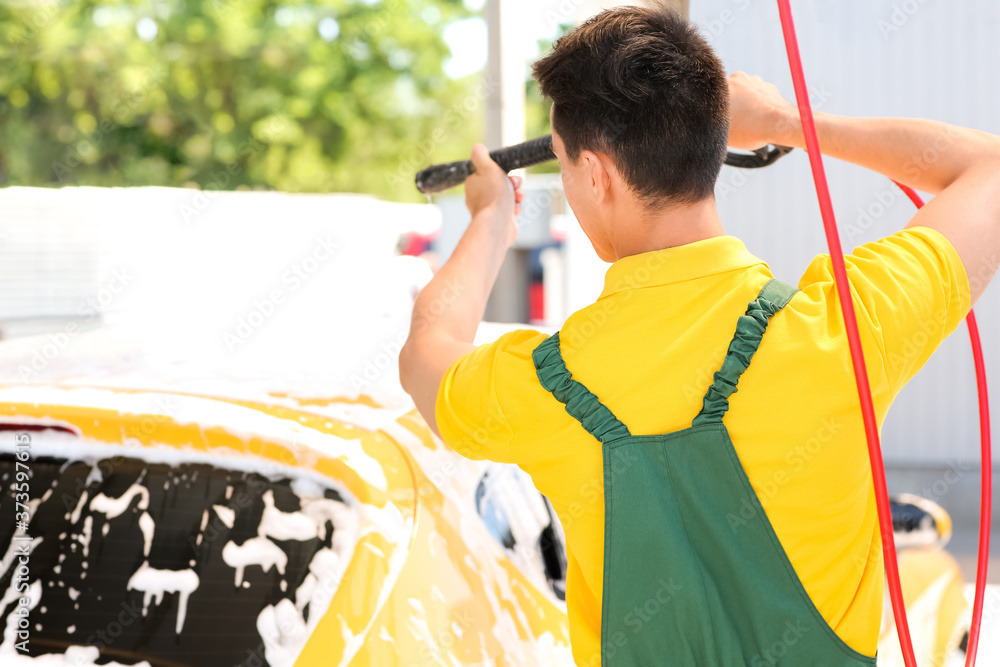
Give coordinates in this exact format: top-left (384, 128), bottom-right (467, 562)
top-left (609, 197), bottom-right (726, 261)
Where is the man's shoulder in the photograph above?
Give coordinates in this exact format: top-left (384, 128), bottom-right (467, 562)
top-left (451, 327), bottom-right (552, 384)
top-left (797, 227), bottom-right (963, 290)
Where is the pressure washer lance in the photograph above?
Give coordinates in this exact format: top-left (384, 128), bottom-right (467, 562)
top-left (414, 134), bottom-right (794, 194)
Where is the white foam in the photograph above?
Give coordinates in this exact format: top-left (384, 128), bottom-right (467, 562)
top-left (68, 491), bottom-right (88, 525)
top-left (0, 431), bottom-right (367, 507)
top-left (126, 561), bottom-right (199, 634)
top-left (212, 505), bottom-right (235, 529)
top-left (90, 483), bottom-right (149, 520)
top-left (0, 388), bottom-right (390, 490)
top-left (259, 491), bottom-right (316, 541)
top-left (80, 516), bottom-right (92, 559)
top-left (221, 537), bottom-right (287, 587)
top-left (256, 598), bottom-right (309, 667)
top-left (300, 496), bottom-right (356, 544)
top-left (138, 512), bottom-right (155, 557)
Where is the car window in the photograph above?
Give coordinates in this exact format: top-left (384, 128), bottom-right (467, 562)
top-left (475, 464), bottom-right (567, 601)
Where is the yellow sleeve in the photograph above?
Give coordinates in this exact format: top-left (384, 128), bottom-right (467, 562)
top-left (799, 226), bottom-right (971, 396)
top-left (434, 329), bottom-right (548, 463)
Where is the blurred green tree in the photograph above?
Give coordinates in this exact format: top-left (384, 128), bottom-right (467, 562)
top-left (524, 25), bottom-right (566, 175)
top-left (0, 0), bottom-right (484, 201)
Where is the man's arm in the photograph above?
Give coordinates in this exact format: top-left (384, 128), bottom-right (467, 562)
top-left (399, 144), bottom-right (524, 437)
top-left (728, 71), bottom-right (1000, 306)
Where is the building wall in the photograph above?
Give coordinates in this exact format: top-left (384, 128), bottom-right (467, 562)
top-left (690, 0), bottom-right (1000, 470)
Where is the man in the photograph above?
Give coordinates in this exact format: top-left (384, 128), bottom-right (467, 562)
top-left (399, 4), bottom-right (998, 665)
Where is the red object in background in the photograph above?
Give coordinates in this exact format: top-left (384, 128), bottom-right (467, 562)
top-left (400, 232), bottom-right (436, 256)
top-left (528, 281), bottom-right (545, 323)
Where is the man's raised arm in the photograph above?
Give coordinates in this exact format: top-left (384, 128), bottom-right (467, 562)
top-left (728, 71), bottom-right (1000, 306)
top-left (399, 145), bottom-right (524, 437)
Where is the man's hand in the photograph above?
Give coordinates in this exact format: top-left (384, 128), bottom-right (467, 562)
top-left (465, 144), bottom-right (525, 247)
top-left (727, 71), bottom-right (798, 151)
top-left (400, 143), bottom-right (526, 437)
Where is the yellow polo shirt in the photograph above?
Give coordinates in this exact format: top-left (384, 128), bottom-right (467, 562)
top-left (435, 226), bottom-right (971, 666)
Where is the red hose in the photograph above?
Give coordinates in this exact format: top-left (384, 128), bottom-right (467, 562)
top-left (892, 182), bottom-right (992, 667)
top-left (963, 311), bottom-right (992, 667)
top-left (775, 3), bottom-right (991, 665)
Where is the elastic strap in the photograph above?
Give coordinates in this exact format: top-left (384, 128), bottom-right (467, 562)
top-left (692, 279), bottom-right (799, 426)
top-left (532, 332), bottom-right (631, 443)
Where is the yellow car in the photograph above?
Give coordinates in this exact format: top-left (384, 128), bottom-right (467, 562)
top-left (0, 375), bottom-right (572, 666)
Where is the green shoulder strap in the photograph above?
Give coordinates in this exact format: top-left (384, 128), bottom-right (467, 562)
top-left (692, 278), bottom-right (799, 426)
top-left (532, 332), bottom-right (632, 443)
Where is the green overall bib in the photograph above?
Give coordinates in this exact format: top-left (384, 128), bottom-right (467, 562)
top-left (532, 279), bottom-right (877, 666)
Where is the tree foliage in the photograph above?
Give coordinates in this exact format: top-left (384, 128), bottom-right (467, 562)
top-left (0, 0), bottom-right (484, 201)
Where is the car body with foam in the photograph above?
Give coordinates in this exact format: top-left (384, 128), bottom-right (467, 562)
top-left (0, 365), bottom-right (572, 667)
top-left (0, 188), bottom-right (572, 666)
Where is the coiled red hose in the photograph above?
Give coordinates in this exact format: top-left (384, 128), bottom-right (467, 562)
top-left (892, 181), bottom-right (992, 666)
top-left (775, 3), bottom-right (992, 665)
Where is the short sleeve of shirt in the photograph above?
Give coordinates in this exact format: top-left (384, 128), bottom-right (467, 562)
top-left (434, 328), bottom-right (548, 463)
top-left (799, 226), bottom-right (971, 396)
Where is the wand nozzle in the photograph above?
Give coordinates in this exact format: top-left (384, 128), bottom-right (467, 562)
top-left (414, 134), bottom-right (793, 194)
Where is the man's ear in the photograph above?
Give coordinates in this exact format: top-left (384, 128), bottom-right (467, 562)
top-left (580, 150), bottom-right (612, 204)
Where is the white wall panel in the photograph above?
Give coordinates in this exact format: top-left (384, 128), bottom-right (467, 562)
top-left (691, 0), bottom-right (1000, 464)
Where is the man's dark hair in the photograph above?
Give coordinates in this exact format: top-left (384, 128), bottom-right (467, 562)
top-left (532, 3), bottom-right (730, 206)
